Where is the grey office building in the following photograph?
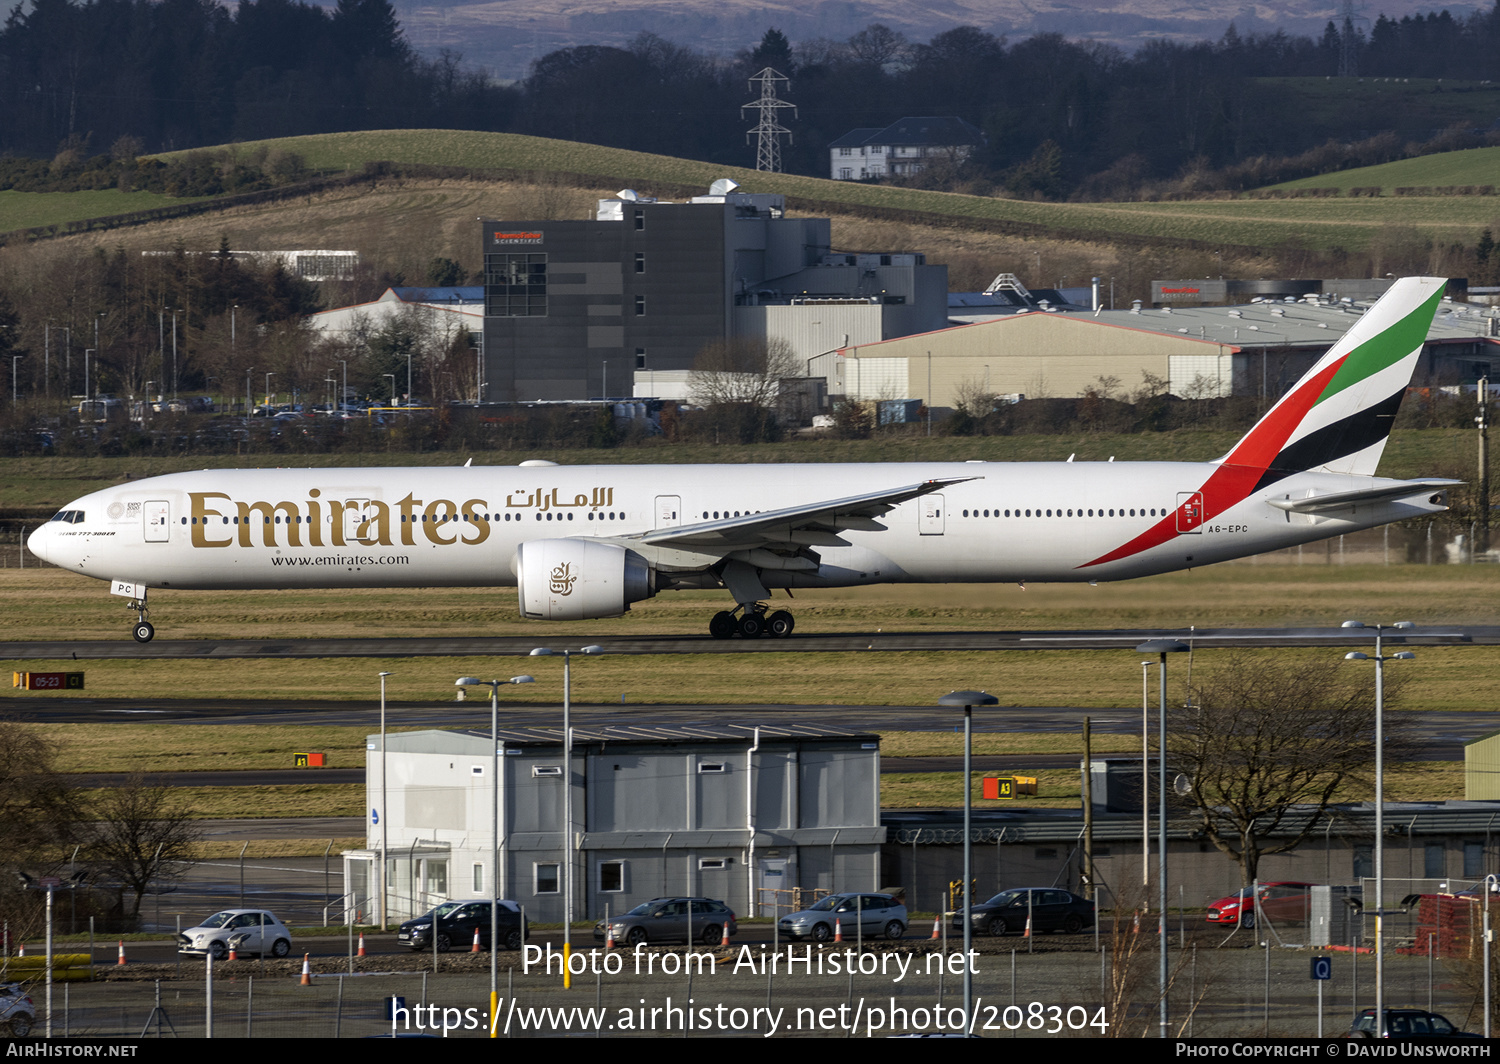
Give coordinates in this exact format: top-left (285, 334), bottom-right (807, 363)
top-left (481, 186), bottom-right (948, 402)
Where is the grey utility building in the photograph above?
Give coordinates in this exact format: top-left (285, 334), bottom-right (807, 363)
top-left (480, 182), bottom-right (948, 402)
top-left (344, 724), bottom-right (884, 924)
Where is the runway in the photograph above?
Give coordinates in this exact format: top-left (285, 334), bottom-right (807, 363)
top-left (1, 625), bottom-right (1489, 659)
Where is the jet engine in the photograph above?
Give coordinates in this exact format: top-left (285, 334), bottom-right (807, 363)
top-left (514, 538), bottom-right (655, 620)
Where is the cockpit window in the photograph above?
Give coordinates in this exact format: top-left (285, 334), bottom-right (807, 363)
top-left (50, 511), bottom-right (84, 524)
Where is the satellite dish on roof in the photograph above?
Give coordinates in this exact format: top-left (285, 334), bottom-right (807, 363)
top-left (709, 178), bottom-right (740, 196)
top-left (617, 189), bottom-right (639, 201)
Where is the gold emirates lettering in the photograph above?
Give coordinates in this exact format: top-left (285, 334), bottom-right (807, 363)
top-left (188, 488), bottom-right (618, 549)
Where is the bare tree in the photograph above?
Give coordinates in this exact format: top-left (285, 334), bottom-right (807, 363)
top-left (949, 373), bottom-right (993, 418)
top-left (1169, 654), bottom-right (1404, 886)
top-left (688, 336), bottom-right (798, 407)
top-left (88, 776), bottom-right (201, 923)
top-left (0, 721), bottom-right (83, 866)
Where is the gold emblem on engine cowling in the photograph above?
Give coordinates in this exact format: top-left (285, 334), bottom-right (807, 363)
top-left (549, 562), bottom-right (578, 596)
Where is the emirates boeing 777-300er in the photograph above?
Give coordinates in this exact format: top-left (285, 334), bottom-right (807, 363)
top-left (29, 276), bottom-right (1457, 643)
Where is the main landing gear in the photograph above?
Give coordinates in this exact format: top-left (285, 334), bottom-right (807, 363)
top-left (128, 596), bottom-right (154, 643)
top-left (708, 603), bottom-right (795, 640)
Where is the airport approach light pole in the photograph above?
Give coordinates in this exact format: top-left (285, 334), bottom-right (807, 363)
top-left (377, 671), bottom-right (392, 933)
top-left (1342, 620), bottom-right (1415, 1038)
top-left (1136, 638), bottom-right (1188, 1040)
top-left (455, 673), bottom-right (534, 1004)
top-left (530, 646), bottom-right (604, 990)
top-left (938, 689), bottom-right (998, 1035)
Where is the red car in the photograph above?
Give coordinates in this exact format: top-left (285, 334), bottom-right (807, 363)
top-left (1205, 881), bottom-right (1317, 928)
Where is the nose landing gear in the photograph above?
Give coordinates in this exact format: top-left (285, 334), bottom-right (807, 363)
top-left (127, 596), bottom-right (154, 643)
top-left (708, 603), bottom-right (795, 640)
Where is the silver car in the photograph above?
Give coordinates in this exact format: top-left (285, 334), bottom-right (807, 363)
top-left (178, 909), bottom-right (293, 960)
top-left (593, 897), bottom-right (737, 947)
top-left (779, 893), bottom-right (907, 943)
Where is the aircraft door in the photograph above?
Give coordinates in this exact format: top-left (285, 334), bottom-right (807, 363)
top-left (919, 494), bottom-right (945, 535)
top-left (344, 499), bottom-right (371, 542)
top-left (655, 495), bottom-right (681, 529)
top-left (143, 500), bottom-right (170, 542)
top-left (1175, 491), bottom-right (1204, 534)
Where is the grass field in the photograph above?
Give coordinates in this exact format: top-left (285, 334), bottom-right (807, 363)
top-left (5, 563), bottom-right (1500, 709)
top-left (882, 760), bottom-right (1466, 810)
top-left (0, 128), bottom-right (1487, 255)
top-left (1252, 78), bottom-right (1500, 139)
top-left (1275, 146), bottom-right (1500, 194)
top-left (0, 188), bottom-right (210, 233)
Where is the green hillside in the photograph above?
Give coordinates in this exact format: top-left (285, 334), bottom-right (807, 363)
top-left (1274, 145), bottom-right (1500, 193)
top-left (0, 188), bottom-right (210, 233)
top-left (1, 129), bottom-right (1494, 253)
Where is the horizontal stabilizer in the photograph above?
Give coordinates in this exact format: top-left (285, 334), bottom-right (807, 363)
top-left (1266, 479), bottom-right (1460, 515)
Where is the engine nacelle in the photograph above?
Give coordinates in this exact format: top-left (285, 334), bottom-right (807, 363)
top-left (514, 538), bottom-right (654, 620)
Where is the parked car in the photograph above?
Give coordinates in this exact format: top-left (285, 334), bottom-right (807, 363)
top-left (0, 983), bottom-right (35, 1037)
top-left (1349, 1008), bottom-right (1480, 1038)
top-left (1205, 881), bottom-right (1316, 928)
top-left (955, 888), bottom-right (1094, 936)
top-left (594, 897), bottom-right (737, 947)
top-left (178, 909), bottom-right (293, 960)
top-left (779, 893), bottom-right (907, 943)
top-left (398, 900), bottom-right (526, 952)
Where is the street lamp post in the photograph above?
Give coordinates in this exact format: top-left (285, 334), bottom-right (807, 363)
top-left (1136, 638), bottom-right (1189, 1040)
top-left (377, 672), bottom-right (392, 934)
top-left (1342, 620), bottom-right (1415, 1038)
top-left (455, 674), bottom-right (535, 1006)
top-left (529, 646), bottom-right (604, 989)
top-left (264, 372), bottom-right (274, 410)
top-left (11, 355), bottom-right (22, 403)
top-left (384, 374), bottom-right (396, 406)
top-left (937, 689), bottom-right (999, 1034)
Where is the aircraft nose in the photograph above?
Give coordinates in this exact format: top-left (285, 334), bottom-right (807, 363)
top-left (26, 523), bottom-right (51, 564)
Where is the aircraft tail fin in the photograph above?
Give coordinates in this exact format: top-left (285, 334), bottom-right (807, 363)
top-left (1218, 276), bottom-right (1446, 488)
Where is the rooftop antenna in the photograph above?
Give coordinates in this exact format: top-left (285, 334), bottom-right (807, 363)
top-left (742, 68), bottom-right (796, 173)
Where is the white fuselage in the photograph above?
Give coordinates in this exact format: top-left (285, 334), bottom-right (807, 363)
top-left (27, 460), bottom-right (1443, 594)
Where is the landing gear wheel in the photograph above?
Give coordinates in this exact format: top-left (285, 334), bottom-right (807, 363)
top-left (132, 621), bottom-right (155, 643)
top-left (709, 611), bottom-right (737, 640)
top-left (767, 610), bottom-right (794, 638)
top-left (738, 612), bottom-right (765, 638)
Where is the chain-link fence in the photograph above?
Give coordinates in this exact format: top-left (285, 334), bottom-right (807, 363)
top-left (6, 934), bottom-right (1478, 1039)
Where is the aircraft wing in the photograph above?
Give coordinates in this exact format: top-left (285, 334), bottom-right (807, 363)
top-left (1266, 479), bottom-right (1461, 515)
top-left (631, 476), bottom-right (977, 554)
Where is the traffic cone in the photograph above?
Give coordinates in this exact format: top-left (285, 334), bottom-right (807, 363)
top-left (299, 954), bottom-right (312, 986)
top-left (357, 932), bottom-right (366, 957)
top-left (833, 918), bottom-right (843, 943)
top-left (1132, 910), bottom-right (1141, 934)
top-left (471, 927), bottom-right (482, 953)
top-left (229, 942), bottom-right (238, 961)
top-left (720, 923), bottom-right (730, 946)
top-left (930, 917), bottom-right (940, 940)
top-left (115, 941), bottom-right (126, 966)
top-left (1023, 916), bottom-right (1032, 939)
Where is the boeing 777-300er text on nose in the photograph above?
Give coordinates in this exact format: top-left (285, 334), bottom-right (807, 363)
top-left (29, 276), bottom-right (1458, 642)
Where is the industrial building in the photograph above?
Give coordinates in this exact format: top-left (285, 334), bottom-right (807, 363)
top-left (812, 289), bottom-right (1500, 411)
top-left (344, 724), bottom-right (884, 924)
top-left (479, 182), bottom-right (948, 403)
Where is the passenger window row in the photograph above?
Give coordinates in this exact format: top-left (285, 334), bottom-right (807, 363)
top-left (959, 506), bottom-right (1168, 519)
